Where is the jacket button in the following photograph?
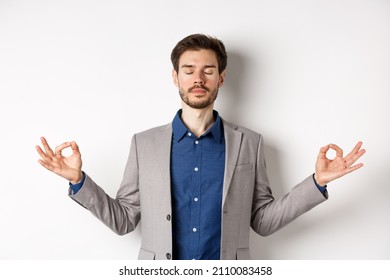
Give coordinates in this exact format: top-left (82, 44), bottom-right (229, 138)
top-left (166, 214), bottom-right (171, 221)
top-left (166, 253), bottom-right (171, 260)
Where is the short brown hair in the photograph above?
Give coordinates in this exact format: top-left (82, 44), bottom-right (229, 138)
top-left (171, 34), bottom-right (227, 73)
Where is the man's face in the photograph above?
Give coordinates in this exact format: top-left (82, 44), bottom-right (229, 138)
top-left (173, 49), bottom-right (225, 109)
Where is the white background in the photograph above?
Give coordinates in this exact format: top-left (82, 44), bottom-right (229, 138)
top-left (0, 0), bottom-right (389, 260)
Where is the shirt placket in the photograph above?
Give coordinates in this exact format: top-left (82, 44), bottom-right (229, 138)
top-left (189, 132), bottom-right (201, 260)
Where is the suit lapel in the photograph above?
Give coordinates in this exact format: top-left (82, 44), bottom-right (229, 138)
top-left (155, 124), bottom-right (173, 199)
top-left (222, 120), bottom-right (242, 206)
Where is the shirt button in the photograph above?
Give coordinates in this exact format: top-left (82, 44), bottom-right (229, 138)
top-left (194, 167), bottom-right (199, 172)
top-left (194, 197), bottom-right (198, 202)
top-left (187, 132), bottom-right (192, 137)
top-left (166, 214), bottom-right (171, 221)
top-left (193, 227), bottom-right (197, 232)
top-left (166, 253), bottom-right (171, 260)
top-left (195, 140), bottom-right (199, 145)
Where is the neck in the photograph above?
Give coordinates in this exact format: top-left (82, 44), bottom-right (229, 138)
top-left (180, 102), bottom-right (215, 138)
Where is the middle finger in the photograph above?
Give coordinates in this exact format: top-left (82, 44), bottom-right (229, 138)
top-left (40, 137), bottom-right (55, 157)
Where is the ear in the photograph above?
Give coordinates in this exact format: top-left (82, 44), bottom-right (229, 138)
top-left (218, 70), bottom-right (226, 88)
top-left (172, 69), bottom-right (179, 87)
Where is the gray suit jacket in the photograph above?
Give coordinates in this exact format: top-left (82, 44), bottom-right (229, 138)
top-left (70, 119), bottom-right (327, 260)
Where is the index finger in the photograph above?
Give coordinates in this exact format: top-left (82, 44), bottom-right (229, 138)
top-left (55, 142), bottom-right (72, 156)
top-left (329, 144), bottom-right (343, 158)
top-left (317, 144), bottom-right (330, 160)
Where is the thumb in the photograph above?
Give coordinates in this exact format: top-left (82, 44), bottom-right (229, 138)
top-left (70, 141), bottom-right (80, 154)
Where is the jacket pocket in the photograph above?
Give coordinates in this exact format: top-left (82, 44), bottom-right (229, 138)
top-left (138, 248), bottom-right (156, 260)
top-left (234, 163), bottom-right (253, 173)
top-left (236, 248), bottom-right (251, 260)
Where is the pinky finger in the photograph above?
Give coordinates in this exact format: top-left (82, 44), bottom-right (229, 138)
top-left (38, 159), bottom-right (53, 171)
top-left (345, 163), bottom-right (364, 175)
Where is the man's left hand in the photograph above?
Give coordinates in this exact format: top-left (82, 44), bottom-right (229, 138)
top-left (314, 141), bottom-right (366, 186)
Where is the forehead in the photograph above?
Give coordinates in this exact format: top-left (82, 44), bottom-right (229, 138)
top-left (179, 49), bottom-right (218, 67)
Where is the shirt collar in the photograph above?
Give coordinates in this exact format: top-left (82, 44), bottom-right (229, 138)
top-left (172, 109), bottom-right (224, 143)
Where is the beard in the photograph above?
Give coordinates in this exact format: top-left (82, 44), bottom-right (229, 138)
top-left (179, 84), bottom-right (219, 109)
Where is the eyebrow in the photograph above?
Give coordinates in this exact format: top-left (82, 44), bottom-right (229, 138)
top-left (181, 64), bottom-right (217, 69)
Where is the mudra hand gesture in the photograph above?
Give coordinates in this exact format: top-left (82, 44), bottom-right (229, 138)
top-left (36, 137), bottom-right (83, 184)
top-left (314, 141), bottom-right (366, 186)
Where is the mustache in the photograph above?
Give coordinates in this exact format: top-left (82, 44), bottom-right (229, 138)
top-left (189, 85), bottom-right (210, 92)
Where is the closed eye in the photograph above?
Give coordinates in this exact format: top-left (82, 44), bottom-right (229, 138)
top-left (204, 65), bottom-right (216, 75)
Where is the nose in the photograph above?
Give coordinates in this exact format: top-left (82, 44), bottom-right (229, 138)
top-left (193, 71), bottom-right (205, 85)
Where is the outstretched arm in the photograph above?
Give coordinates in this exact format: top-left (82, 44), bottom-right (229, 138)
top-left (36, 136), bottom-right (141, 235)
top-left (314, 141), bottom-right (366, 186)
top-left (36, 137), bottom-right (83, 184)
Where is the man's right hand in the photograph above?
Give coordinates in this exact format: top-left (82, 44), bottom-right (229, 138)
top-left (36, 137), bottom-right (83, 184)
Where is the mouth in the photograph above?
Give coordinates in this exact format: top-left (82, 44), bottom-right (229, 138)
top-left (189, 86), bottom-right (208, 95)
top-left (191, 89), bottom-right (206, 94)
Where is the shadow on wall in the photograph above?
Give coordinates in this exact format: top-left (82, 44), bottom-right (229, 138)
top-left (217, 50), bottom-right (251, 124)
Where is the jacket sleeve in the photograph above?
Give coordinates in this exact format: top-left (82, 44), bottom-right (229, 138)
top-left (69, 135), bottom-right (141, 235)
top-left (250, 135), bottom-right (328, 236)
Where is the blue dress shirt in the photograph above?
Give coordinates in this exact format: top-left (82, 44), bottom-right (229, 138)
top-left (170, 109), bottom-right (225, 260)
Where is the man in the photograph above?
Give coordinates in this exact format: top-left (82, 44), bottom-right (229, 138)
top-left (36, 34), bottom-right (366, 260)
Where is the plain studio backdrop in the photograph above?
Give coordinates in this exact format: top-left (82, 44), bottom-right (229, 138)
top-left (0, 0), bottom-right (389, 260)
